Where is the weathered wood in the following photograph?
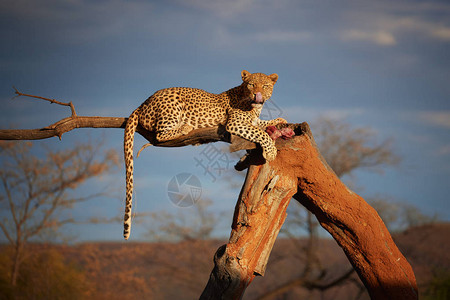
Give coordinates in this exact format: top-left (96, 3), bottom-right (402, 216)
top-left (200, 123), bottom-right (418, 300)
top-left (200, 156), bottom-right (297, 299)
top-left (0, 117), bottom-right (127, 140)
top-left (0, 116), bottom-right (230, 145)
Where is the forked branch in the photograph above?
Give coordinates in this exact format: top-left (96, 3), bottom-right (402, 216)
top-left (13, 87), bottom-right (77, 117)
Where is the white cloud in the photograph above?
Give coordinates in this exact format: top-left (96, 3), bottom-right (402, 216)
top-left (406, 134), bottom-right (431, 144)
top-left (341, 30), bottom-right (396, 46)
top-left (436, 145), bottom-right (450, 156)
top-left (430, 26), bottom-right (450, 41)
top-left (283, 106), bottom-right (365, 122)
top-left (382, 17), bottom-right (450, 42)
top-left (205, 26), bottom-right (311, 51)
top-left (321, 108), bottom-right (366, 120)
top-left (253, 30), bottom-right (311, 43)
top-left (418, 111), bottom-right (450, 129)
top-left (174, 0), bottom-right (253, 19)
top-left (402, 111), bottom-right (450, 131)
top-left (339, 3), bottom-right (450, 46)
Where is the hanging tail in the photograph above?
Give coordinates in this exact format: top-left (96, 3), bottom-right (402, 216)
top-left (123, 110), bottom-right (139, 240)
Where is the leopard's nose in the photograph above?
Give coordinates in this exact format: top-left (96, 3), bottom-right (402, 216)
top-left (254, 92), bottom-right (263, 104)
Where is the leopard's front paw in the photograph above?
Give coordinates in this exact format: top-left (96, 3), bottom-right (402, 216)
top-left (262, 144), bottom-right (278, 161)
top-left (273, 118), bottom-right (288, 125)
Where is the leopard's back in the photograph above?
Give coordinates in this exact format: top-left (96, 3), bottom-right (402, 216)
top-left (137, 87), bottom-right (230, 131)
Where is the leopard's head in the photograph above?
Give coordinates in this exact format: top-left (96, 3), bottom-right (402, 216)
top-left (241, 70), bottom-right (278, 108)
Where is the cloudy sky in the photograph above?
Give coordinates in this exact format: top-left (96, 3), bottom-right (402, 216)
top-left (1, 0), bottom-right (449, 241)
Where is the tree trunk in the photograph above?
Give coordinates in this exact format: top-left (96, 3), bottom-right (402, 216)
top-left (200, 123), bottom-right (418, 300)
top-left (11, 240), bottom-right (23, 287)
top-left (200, 159), bottom-right (297, 300)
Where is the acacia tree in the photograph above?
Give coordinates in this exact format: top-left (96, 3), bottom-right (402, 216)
top-left (0, 140), bottom-right (119, 287)
top-left (313, 117), bottom-right (399, 177)
top-left (143, 198), bottom-right (223, 297)
top-left (146, 198), bottom-right (218, 242)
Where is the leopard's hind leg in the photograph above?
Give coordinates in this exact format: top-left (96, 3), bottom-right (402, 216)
top-left (154, 100), bottom-right (194, 141)
top-left (156, 124), bottom-right (194, 141)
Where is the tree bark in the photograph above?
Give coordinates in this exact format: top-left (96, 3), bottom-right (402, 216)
top-left (0, 116), bottom-right (231, 146)
top-left (201, 123), bottom-right (418, 300)
top-left (200, 159), bottom-right (297, 300)
top-left (11, 240), bottom-right (23, 287)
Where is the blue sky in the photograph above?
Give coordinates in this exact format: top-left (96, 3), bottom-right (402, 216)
top-left (1, 0), bottom-right (449, 241)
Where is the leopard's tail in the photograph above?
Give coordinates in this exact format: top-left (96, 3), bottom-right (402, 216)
top-left (123, 109), bottom-right (139, 240)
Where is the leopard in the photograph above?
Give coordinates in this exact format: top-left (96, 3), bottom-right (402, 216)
top-left (123, 70), bottom-right (287, 239)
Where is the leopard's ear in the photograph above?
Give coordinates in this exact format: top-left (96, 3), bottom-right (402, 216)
top-left (241, 70), bottom-right (251, 82)
top-left (269, 73), bottom-right (278, 84)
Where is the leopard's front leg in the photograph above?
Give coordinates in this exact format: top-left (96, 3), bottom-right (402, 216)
top-left (257, 117), bottom-right (288, 129)
top-left (226, 116), bottom-right (278, 161)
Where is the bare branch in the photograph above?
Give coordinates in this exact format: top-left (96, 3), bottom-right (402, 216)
top-left (310, 268), bottom-right (355, 291)
top-left (1, 176), bottom-right (20, 234)
top-left (0, 219), bottom-right (14, 245)
top-left (0, 139), bottom-right (119, 286)
top-left (257, 268), bottom-right (355, 300)
top-left (13, 87), bottom-right (77, 116)
top-left (0, 116), bottom-right (127, 140)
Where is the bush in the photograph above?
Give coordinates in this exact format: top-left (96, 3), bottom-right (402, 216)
top-left (0, 247), bottom-right (91, 300)
top-left (422, 269), bottom-right (450, 300)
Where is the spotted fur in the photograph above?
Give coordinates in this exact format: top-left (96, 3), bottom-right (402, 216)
top-left (123, 70), bottom-right (286, 239)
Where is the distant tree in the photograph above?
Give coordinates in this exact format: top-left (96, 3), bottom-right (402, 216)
top-left (369, 197), bottom-right (439, 232)
top-left (144, 198), bottom-right (221, 296)
top-left (422, 269), bottom-right (450, 300)
top-left (313, 117), bottom-right (400, 178)
top-left (0, 247), bottom-right (92, 299)
top-left (146, 198), bottom-right (218, 242)
top-left (0, 141), bottom-right (119, 288)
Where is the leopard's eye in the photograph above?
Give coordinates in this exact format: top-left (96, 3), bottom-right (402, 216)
top-left (263, 84), bottom-right (270, 89)
top-left (247, 83), bottom-right (254, 89)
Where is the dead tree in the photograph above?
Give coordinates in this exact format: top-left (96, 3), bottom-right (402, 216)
top-left (201, 124), bottom-right (418, 299)
top-left (1, 90), bottom-right (418, 299)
